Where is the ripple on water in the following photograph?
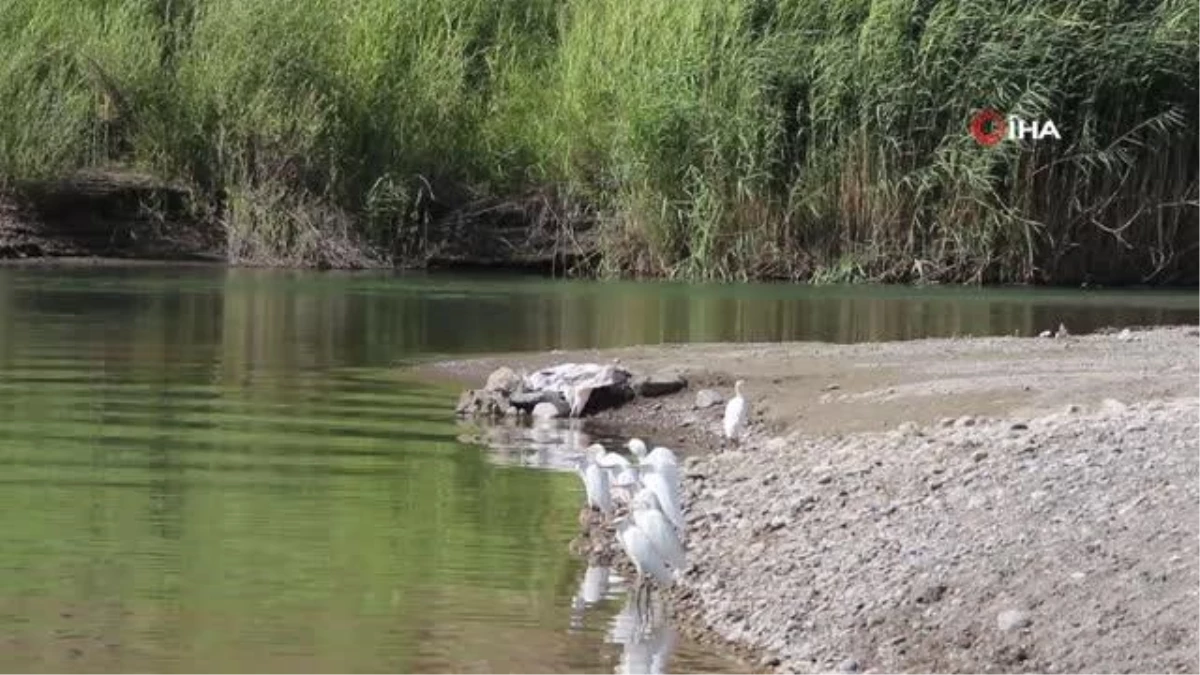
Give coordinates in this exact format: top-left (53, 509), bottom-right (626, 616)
top-left (0, 351), bottom-right (741, 673)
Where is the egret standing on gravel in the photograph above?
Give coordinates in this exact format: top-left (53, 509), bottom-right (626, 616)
top-left (723, 379), bottom-right (748, 442)
top-left (638, 463), bottom-right (685, 535)
top-left (629, 440), bottom-right (678, 479)
top-left (640, 446), bottom-right (680, 506)
top-left (643, 445), bottom-right (678, 471)
top-left (592, 444), bottom-right (640, 503)
top-left (614, 516), bottom-right (675, 588)
top-left (631, 488), bottom-right (686, 571)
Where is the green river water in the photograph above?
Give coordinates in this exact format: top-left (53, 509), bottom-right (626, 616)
top-left (0, 265), bottom-right (1194, 673)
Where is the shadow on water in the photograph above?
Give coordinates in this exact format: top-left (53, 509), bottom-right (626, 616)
top-left (0, 264), bottom-right (1193, 673)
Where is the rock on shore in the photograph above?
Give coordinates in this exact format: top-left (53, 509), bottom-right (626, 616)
top-left (673, 397), bottom-right (1200, 673)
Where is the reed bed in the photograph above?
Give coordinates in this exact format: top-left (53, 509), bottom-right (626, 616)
top-left (1, 0), bottom-right (1195, 283)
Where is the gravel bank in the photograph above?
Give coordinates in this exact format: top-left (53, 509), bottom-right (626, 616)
top-left (674, 397), bottom-right (1199, 673)
top-left (425, 326), bottom-right (1200, 673)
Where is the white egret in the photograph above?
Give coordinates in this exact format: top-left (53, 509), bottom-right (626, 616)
top-left (614, 516), bottom-right (674, 588)
top-left (576, 453), bottom-right (612, 515)
top-left (638, 463), bottom-right (685, 536)
top-left (638, 446), bottom-right (681, 520)
top-left (631, 488), bottom-right (686, 570)
top-left (644, 445), bottom-right (678, 467)
top-left (723, 379), bottom-right (749, 442)
top-left (593, 446), bottom-right (640, 503)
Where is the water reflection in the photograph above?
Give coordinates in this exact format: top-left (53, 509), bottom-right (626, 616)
top-left (0, 267), bottom-right (1194, 377)
top-left (0, 265), bottom-right (1192, 673)
top-left (467, 413), bottom-right (686, 675)
top-left (458, 417), bottom-right (596, 471)
top-left (606, 584), bottom-right (677, 675)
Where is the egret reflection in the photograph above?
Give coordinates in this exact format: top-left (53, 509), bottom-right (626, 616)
top-left (463, 414), bottom-right (690, 673)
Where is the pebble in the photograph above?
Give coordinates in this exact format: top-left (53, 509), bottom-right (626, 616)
top-left (531, 402), bottom-right (561, 419)
top-left (838, 658), bottom-right (861, 673)
top-left (997, 609), bottom-right (1032, 632)
top-left (765, 437), bottom-right (789, 452)
top-left (1102, 398), bottom-right (1128, 413)
top-left (695, 389), bottom-right (725, 409)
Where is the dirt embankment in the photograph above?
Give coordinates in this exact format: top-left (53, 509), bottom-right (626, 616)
top-left (427, 326), bottom-right (1200, 673)
top-left (0, 170), bottom-right (596, 272)
top-left (0, 169), bottom-right (224, 263)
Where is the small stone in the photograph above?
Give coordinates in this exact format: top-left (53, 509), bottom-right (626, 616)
top-left (1010, 422), bottom-right (1028, 431)
top-left (915, 583), bottom-right (947, 604)
top-left (997, 609), bottom-right (1032, 632)
top-left (637, 370), bottom-right (688, 397)
top-left (484, 366), bottom-right (523, 394)
top-left (957, 415), bottom-right (976, 427)
top-left (765, 437), bottom-right (788, 452)
top-left (972, 450), bottom-right (988, 462)
top-left (680, 415), bottom-right (699, 427)
top-left (695, 389), bottom-right (725, 409)
top-left (531, 402), bottom-right (562, 419)
top-left (897, 421), bottom-right (920, 435)
top-left (824, 383), bottom-right (841, 391)
top-left (1102, 398), bottom-right (1127, 413)
top-left (1117, 328), bottom-right (1133, 342)
top-left (1063, 404), bottom-right (1081, 414)
top-left (1038, 330), bottom-right (1052, 338)
top-left (838, 658), bottom-right (861, 673)
top-left (815, 473), bottom-right (833, 485)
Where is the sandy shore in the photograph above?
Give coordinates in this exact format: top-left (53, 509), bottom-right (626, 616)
top-left (424, 325), bottom-right (1200, 673)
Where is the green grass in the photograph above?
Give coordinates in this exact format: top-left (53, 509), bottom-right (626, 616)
top-left (0, 0), bottom-right (1196, 284)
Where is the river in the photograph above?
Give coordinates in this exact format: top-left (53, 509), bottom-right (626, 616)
top-left (0, 264), bottom-right (1194, 673)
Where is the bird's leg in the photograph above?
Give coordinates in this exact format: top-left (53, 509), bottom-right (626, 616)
top-left (634, 576), bottom-right (653, 631)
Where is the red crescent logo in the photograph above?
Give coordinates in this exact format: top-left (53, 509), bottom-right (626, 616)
top-left (969, 109), bottom-right (1007, 146)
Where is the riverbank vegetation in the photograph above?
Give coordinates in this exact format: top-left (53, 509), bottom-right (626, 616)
top-left (1, 0), bottom-right (1196, 284)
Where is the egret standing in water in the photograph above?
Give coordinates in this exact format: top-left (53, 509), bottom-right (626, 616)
top-left (723, 379), bottom-right (749, 443)
top-left (576, 451), bottom-right (612, 516)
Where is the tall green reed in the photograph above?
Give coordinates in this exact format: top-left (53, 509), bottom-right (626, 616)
top-left (0, 0), bottom-right (1194, 283)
